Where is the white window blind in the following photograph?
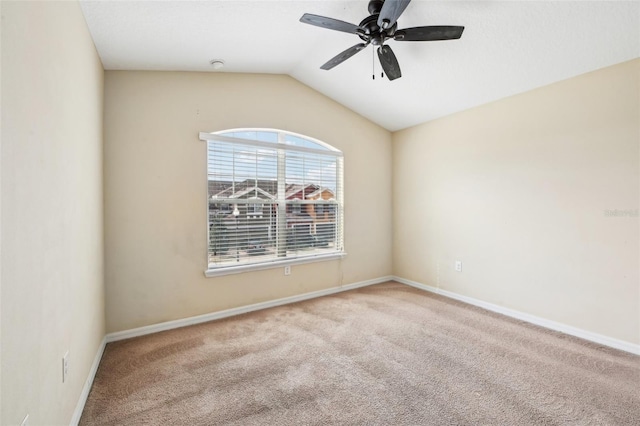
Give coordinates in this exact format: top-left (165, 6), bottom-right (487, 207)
top-left (201, 130), bottom-right (344, 273)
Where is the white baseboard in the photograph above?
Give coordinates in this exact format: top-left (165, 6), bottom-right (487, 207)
top-left (106, 276), bottom-right (393, 343)
top-left (70, 336), bottom-right (107, 426)
top-left (394, 276), bottom-right (640, 356)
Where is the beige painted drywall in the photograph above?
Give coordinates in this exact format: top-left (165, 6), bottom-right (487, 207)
top-left (1, 1), bottom-right (105, 424)
top-left (103, 71), bottom-right (392, 333)
top-left (0, 0), bottom-right (3, 416)
top-left (393, 59), bottom-right (640, 345)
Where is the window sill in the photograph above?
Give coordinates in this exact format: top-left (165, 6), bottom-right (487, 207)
top-left (204, 252), bottom-right (346, 278)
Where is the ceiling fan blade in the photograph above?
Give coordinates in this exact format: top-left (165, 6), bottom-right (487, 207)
top-left (300, 13), bottom-right (360, 34)
top-left (377, 0), bottom-right (411, 30)
top-left (394, 26), bottom-right (465, 41)
top-left (321, 43), bottom-right (368, 70)
top-left (377, 45), bottom-right (402, 81)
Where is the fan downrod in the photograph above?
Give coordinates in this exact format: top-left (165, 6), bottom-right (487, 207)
top-left (368, 0), bottom-right (384, 15)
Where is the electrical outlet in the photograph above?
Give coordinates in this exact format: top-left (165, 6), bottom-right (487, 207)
top-left (455, 260), bottom-right (462, 272)
top-left (21, 414), bottom-right (29, 426)
top-left (284, 265), bottom-right (291, 276)
top-left (62, 351), bottom-right (69, 383)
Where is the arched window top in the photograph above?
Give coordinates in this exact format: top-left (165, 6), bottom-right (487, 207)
top-left (213, 128), bottom-right (341, 154)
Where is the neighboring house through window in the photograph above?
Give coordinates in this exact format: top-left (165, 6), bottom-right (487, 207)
top-left (201, 129), bottom-right (344, 275)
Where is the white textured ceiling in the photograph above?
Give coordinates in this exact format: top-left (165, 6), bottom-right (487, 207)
top-left (80, 0), bottom-right (640, 131)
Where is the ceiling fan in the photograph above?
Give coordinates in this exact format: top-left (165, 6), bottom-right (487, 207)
top-left (300, 0), bottom-right (464, 81)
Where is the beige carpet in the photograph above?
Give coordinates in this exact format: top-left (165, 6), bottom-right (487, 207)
top-left (80, 282), bottom-right (640, 425)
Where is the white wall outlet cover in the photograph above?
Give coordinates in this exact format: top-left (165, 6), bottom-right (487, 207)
top-left (284, 266), bottom-right (291, 276)
top-left (455, 261), bottom-right (462, 272)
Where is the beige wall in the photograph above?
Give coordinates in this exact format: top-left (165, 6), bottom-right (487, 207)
top-left (0, 0), bottom-right (3, 416)
top-left (103, 71), bottom-right (392, 333)
top-left (1, 1), bottom-right (105, 424)
top-left (393, 59), bottom-right (640, 345)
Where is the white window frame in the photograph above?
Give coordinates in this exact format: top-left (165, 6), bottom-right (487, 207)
top-left (247, 198), bottom-right (264, 217)
top-left (201, 129), bottom-right (345, 277)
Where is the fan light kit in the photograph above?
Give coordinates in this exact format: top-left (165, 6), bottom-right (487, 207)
top-left (300, 0), bottom-right (464, 81)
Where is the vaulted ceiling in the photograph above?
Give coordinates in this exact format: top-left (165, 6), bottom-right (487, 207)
top-left (80, 0), bottom-right (640, 131)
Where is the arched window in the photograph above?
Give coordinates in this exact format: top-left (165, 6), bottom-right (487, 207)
top-left (200, 129), bottom-right (344, 276)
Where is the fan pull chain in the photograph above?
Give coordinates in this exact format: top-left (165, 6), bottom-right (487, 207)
top-left (372, 46), bottom-right (384, 80)
top-left (372, 47), bottom-right (375, 80)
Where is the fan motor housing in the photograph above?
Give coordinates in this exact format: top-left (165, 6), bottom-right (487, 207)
top-left (358, 14), bottom-right (397, 45)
